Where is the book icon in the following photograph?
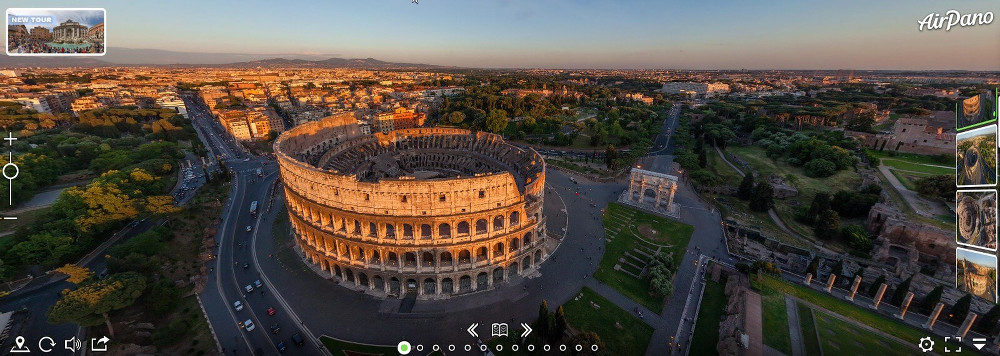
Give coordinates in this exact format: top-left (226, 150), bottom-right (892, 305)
top-left (491, 323), bottom-right (508, 337)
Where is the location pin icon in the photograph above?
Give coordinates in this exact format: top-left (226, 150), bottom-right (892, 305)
top-left (14, 336), bottom-right (24, 348)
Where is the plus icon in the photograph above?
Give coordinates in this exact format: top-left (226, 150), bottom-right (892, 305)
top-left (3, 132), bottom-right (15, 146)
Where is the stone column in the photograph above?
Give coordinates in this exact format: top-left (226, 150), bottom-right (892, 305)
top-left (667, 184), bottom-right (676, 210)
top-left (847, 276), bottom-right (861, 301)
top-left (898, 292), bottom-right (914, 319)
top-left (959, 312), bottom-right (978, 338)
top-left (872, 283), bottom-right (888, 310)
top-left (826, 274), bottom-right (836, 292)
top-left (804, 273), bottom-right (813, 286)
top-left (923, 302), bottom-right (945, 330)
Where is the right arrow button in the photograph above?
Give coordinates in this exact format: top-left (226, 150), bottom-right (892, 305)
top-left (521, 323), bottom-right (532, 338)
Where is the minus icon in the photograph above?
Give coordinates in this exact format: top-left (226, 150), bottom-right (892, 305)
top-left (3, 216), bottom-right (16, 220)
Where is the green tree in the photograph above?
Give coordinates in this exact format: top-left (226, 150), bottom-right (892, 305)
top-left (447, 111), bottom-right (466, 124)
top-left (920, 285), bottom-right (944, 314)
top-left (975, 304), bottom-right (1000, 334)
top-left (748, 182), bottom-right (773, 212)
top-left (813, 210), bottom-right (840, 240)
top-left (948, 294), bottom-right (973, 324)
top-left (568, 332), bottom-right (607, 356)
top-left (553, 306), bottom-right (567, 343)
top-left (803, 158), bottom-right (837, 178)
top-left (48, 272), bottom-right (146, 337)
top-left (485, 109), bottom-right (509, 133)
top-left (806, 192), bottom-right (831, 224)
top-left (604, 145), bottom-right (618, 170)
top-left (737, 174), bottom-right (755, 201)
top-left (535, 300), bottom-right (552, 341)
top-left (890, 276), bottom-right (912, 306)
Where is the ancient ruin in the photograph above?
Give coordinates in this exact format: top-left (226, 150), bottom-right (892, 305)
top-left (621, 168), bottom-right (679, 216)
top-left (274, 113), bottom-right (549, 298)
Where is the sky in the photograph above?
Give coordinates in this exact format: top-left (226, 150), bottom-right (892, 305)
top-left (7, 0), bottom-right (1000, 69)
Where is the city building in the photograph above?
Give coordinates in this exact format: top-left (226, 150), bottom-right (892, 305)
top-left (275, 113), bottom-right (550, 298)
top-left (70, 96), bottom-right (103, 115)
top-left (7, 25), bottom-right (28, 42)
top-left (29, 26), bottom-right (52, 42)
top-left (658, 82), bottom-right (731, 96)
top-left (88, 22), bottom-right (104, 41)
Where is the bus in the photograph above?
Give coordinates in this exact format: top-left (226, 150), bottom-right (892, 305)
top-left (250, 201), bottom-right (258, 217)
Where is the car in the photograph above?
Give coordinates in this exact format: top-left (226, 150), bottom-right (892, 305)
top-left (267, 307), bottom-right (276, 316)
top-left (243, 263), bottom-right (249, 269)
top-left (254, 280), bottom-right (263, 289)
top-left (270, 323), bottom-right (281, 334)
top-left (291, 333), bottom-right (304, 346)
top-left (245, 284), bottom-right (254, 293)
top-left (276, 341), bottom-right (287, 352)
top-left (244, 319), bottom-right (255, 331)
top-left (246, 225), bottom-right (252, 232)
top-left (233, 300), bottom-right (243, 311)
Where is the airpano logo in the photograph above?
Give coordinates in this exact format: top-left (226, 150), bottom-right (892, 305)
top-left (918, 10), bottom-right (993, 31)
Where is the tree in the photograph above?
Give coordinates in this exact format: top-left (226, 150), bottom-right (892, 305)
top-left (805, 192), bottom-right (831, 224)
top-left (803, 158), bottom-right (837, 178)
top-left (867, 275), bottom-right (886, 297)
top-left (890, 276), bottom-right (912, 306)
top-left (737, 174), bottom-right (755, 201)
top-left (948, 294), bottom-right (973, 324)
top-left (568, 332), bottom-right (606, 356)
top-left (805, 257), bottom-right (820, 277)
top-left (604, 145), bottom-right (618, 170)
top-left (55, 264), bottom-right (93, 284)
top-left (553, 306), bottom-right (567, 343)
top-left (650, 272), bottom-right (674, 296)
top-left (485, 109), bottom-right (509, 133)
top-left (920, 285), bottom-right (944, 314)
top-left (975, 304), bottom-right (1000, 334)
top-left (915, 175), bottom-right (955, 201)
top-left (748, 182), bottom-right (773, 212)
top-left (48, 272), bottom-right (146, 337)
top-left (813, 210), bottom-right (840, 240)
top-left (535, 300), bottom-right (552, 341)
top-left (447, 111), bottom-right (466, 124)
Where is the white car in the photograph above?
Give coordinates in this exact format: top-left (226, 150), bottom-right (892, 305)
top-left (233, 300), bottom-right (243, 311)
top-left (246, 225), bottom-right (252, 232)
top-left (245, 284), bottom-right (254, 293)
top-left (244, 319), bottom-right (255, 331)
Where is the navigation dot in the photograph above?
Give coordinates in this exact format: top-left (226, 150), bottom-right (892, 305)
top-left (396, 341), bottom-right (411, 355)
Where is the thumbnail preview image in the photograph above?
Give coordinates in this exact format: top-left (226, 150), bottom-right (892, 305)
top-left (956, 125), bottom-right (997, 187)
top-left (7, 8), bottom-right (105, 55)
top-left (956, 190), bottom-right (997, 250)
top-left (956, 247), bottom-right (998, 303)
top-left (957, 91), bottom-right (998, 131)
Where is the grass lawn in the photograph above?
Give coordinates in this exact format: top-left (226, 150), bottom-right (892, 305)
top-left (870, 150), bottom-right (953, 166)
top-left (690, 279), bottom-right (727, 356)
top-left (726, 145), bottom-right (862, 239)
top-left (562, 287), bottom-right (654, 355)
top-left (753, 274), bottom-right (962, 354)
top-left (705, 151), bottom-right (743, 185)
top-left (812, 308), bottom-right (912, 356)
top-left (797, 302), bottom-right (822, 356)
top-left (320, 336), bottom-right (396, 355)
top-left (597, 203), bottom-right (694, 310)
top-left (757, 283), bottom-right (792, 355)
top-left (888, 168), bottom-right (936, 190)
top-left (880, 158), bottom-right (954, 175)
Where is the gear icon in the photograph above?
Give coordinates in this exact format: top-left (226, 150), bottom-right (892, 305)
top-left (918, 336), bottom-right (934, 352)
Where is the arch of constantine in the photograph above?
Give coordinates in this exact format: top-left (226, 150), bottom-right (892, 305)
top-left (620, 168), bottom-right (679, 215)
top-left (274, 113), bottom-right (550, 299)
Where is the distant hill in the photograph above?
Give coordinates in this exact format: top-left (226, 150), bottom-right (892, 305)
top-left (0, 47), bottom-right (449, 69)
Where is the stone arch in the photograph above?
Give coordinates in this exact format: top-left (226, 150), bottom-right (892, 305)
top-left (389, 277), bottom-right (401, 295)
top-left (334, 264), bottom-right (342, 278)
top-left (357, 272), bottom-right (369, 288)
top-left (368, 222), bottom-right (378, 237)
top-left (441, 278), bottom-right (454, 294)
top-left (476, 246), bottom-right (488, 261)
top-left (492, 266), bottom-right (504, 283)
top-left (438, 223), bottom-right (451, 238)
top-left (493, 242), bottom-right (505, 257)
top-left (404, 252), bottom-right (417, 267)
top-left (402, 224), bottom-right (414, 239)
top-left (353, 220), bottom-right (362, 235)
top-left (373, 275), bottom-right (385, 291)
top-left (523, 231), bottom-right (533, 246)
top-left (356, 247), bottom-right (365, 261)
top-left (475, 219), bottom-right (488, 234)
top-left (423, 278), bottom-right (436, 295)
top-left (384, 224), bottom-right (396, 239)
top-left (509, 211), bottom-right (520, 226)
top-left (422, 251), bottom-right (435, 267)
top-left (459, 275), bottom-right (472, 292)
top-left (459, 249), bottom-right (471, 264)
top-left (387, 252), bottom-right (399, 267)
top-left (457, 221), bottom-right (470, 236)
top-left (510, 237), bottom-right (520, 252)
top-left (476, 272), bottom-right (489, 290)
top-left (420, 224), bottom-right (432, 239)
top-left (371, 250), bottom-right (381, 264)
top-left (345, 268), bottom-right (355, 283)
top-left (522, 255), bottom-right (532, 269)
top-left (626, 168), bottom-right (679, 213)
top-left (406, 278), bottom-right (418, 293)
top-left (493, 215), bottom-right (505, 230)
top-left (509, 262), bottom-right (519, 277)
top-left (440, 251), bottom-right (453, 266)
top-left (534, 249), bottom-right (542, 263)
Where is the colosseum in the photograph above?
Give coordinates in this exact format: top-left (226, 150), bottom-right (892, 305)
top-left (274, 113), bottom-right (550, 299)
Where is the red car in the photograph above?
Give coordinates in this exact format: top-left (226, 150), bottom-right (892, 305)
top-left (267, 307), bottom-right (276, 316)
